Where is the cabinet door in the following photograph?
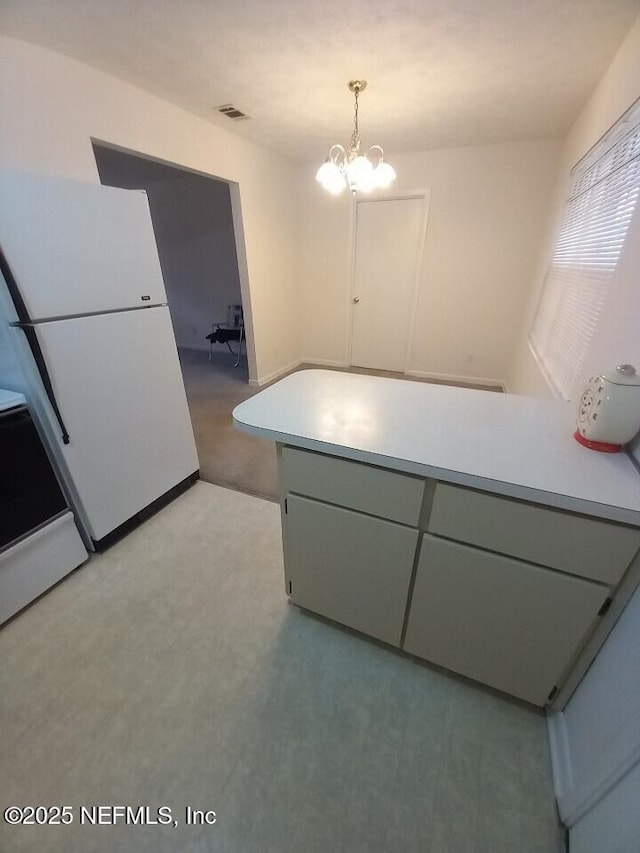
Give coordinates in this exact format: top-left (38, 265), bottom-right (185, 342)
top-left (403, 535), bottom-right (609, 706)
top-left (284, 495), bottom-right (419, 646)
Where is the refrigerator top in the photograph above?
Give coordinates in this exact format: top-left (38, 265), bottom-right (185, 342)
top-left (0, 388), bottom-right (26, 412)
top-left (0, 171), bottom-right (167, 320)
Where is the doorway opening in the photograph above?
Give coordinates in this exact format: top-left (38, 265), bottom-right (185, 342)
top-left (92, 142), bottom-right (249, 370)
top-left (91, 142), bottom-right (273, 498)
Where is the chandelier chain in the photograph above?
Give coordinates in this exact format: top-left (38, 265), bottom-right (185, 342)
top-left (349, 89), bottom-right (360, 154)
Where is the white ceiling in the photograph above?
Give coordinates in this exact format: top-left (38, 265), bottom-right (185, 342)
top-left (1, 0), bottom-right (639, 162)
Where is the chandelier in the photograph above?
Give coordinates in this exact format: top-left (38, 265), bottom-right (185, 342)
top-left (316, 80), bottom-right (396, 195)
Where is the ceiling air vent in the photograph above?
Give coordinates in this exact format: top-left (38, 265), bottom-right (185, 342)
top-left (216, 104), bottom-right (250, 121)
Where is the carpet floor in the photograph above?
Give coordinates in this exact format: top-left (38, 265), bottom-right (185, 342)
top-left (179, 347), bottom-right (279, 501)
top-left (1, 482), bottom-right (562, 853)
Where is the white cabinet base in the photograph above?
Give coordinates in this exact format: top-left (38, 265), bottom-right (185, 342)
top-left (274, 443), bottom-right (639, 708)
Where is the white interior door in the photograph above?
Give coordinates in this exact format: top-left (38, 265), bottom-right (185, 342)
top-left (350, 196), bottom-right (427, 372)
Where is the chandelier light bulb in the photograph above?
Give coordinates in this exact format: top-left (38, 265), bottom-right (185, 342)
top-left (374, 160), bottom-right (396, 189)
top-left (347, 155), bottom-right (374, 191)
top-left (315, 160), bottom-right (338, 185)
top-left (325, 179), bottom-right (346, 196)
top-left (315, 160), bottom-right (345, 194)
top-left (325, 173), bottom-right (346, 195)
top-left (316, 80), bottom-right (396, 196)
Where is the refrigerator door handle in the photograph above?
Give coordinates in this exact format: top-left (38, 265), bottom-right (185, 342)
top-left (1, 244), bottom-right (70, 445)
top-left (13, 323), bottom-right (71, 445)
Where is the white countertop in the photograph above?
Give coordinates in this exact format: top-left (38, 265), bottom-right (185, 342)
top-left (0, 388), bottom-right (26, 412)
top-left (233, 370), bottom-right (640, 526)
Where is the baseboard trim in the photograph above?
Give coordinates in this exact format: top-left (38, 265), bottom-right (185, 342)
top-left (250, 358), bottom-right (350, 387)
top-left (250, 359), bottom-right (305, 388)
top-left (404, 368), bottom-right (506, 390)
top-left (250, 360), bottom-right (506, 391)
top-left (547, 708), bottom-right (640, 829)
top-left (547, 710), bottom-right (573, 820)
top-left (299, 359), bottom-right (350, 369)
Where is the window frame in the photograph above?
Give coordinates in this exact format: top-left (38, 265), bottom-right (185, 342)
top-left (529, 99), bottom-right (640, 401)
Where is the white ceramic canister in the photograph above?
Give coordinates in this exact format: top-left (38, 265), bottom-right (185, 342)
top-left (575, 364), bottom-right (640, 452)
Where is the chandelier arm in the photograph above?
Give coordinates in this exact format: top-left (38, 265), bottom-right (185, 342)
top-left (368, 144), bottom-right (384, 165)
top-left (328, 144), bottom-right (347, 165)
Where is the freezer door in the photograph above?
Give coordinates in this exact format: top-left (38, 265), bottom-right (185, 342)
top-left (0, 171), bottom-right (167, 318)
top-left (33, 306), bottom-right (198, 543)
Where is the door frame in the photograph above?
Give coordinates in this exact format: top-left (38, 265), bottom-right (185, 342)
top-left (346, 190), bottom-right (431, 374)
top-left (91, 138), bottom-right (257, 384)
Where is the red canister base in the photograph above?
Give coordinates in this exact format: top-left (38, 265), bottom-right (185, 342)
top-left (573, 430), bottom-right (622, 453)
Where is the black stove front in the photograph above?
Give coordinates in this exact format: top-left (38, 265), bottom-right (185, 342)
top-left (1, 405), bottom-right (67, 552)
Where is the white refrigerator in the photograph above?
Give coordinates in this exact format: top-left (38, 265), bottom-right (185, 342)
top-left (0, 171), bottom-right (199, 550)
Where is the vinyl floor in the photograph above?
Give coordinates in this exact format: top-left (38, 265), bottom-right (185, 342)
top-left (0, 483), bottom-right (564, 852)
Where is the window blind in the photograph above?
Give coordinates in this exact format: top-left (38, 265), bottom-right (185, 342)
top-left (529, 100), bottom-right (640, 400)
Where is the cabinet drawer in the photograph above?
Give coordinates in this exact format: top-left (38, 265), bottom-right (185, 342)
top-left (428, 483), bottom-right (640, 585)
top-left (403, 535), bottom-right (609, 706)
top-left (280, 445), bottom-right (425, 525)
top-left (284, 495), bottom-right (419, 646)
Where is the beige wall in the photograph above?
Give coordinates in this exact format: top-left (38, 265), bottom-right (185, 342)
top-left (508, 15), bottom-right (640, 397)
top-left (0, 36), bottom-right (300, 384)
top-left (4, 25), bottom-right (637, 393)
top-left (296, 138), bottom-right (560, 386)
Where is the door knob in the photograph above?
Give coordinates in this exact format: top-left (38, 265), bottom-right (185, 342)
top-left (353, 296), bottom-right (360, 304)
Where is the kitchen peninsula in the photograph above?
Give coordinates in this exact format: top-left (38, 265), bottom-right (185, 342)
top-left (233, 370), bottom-right (640, 708)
